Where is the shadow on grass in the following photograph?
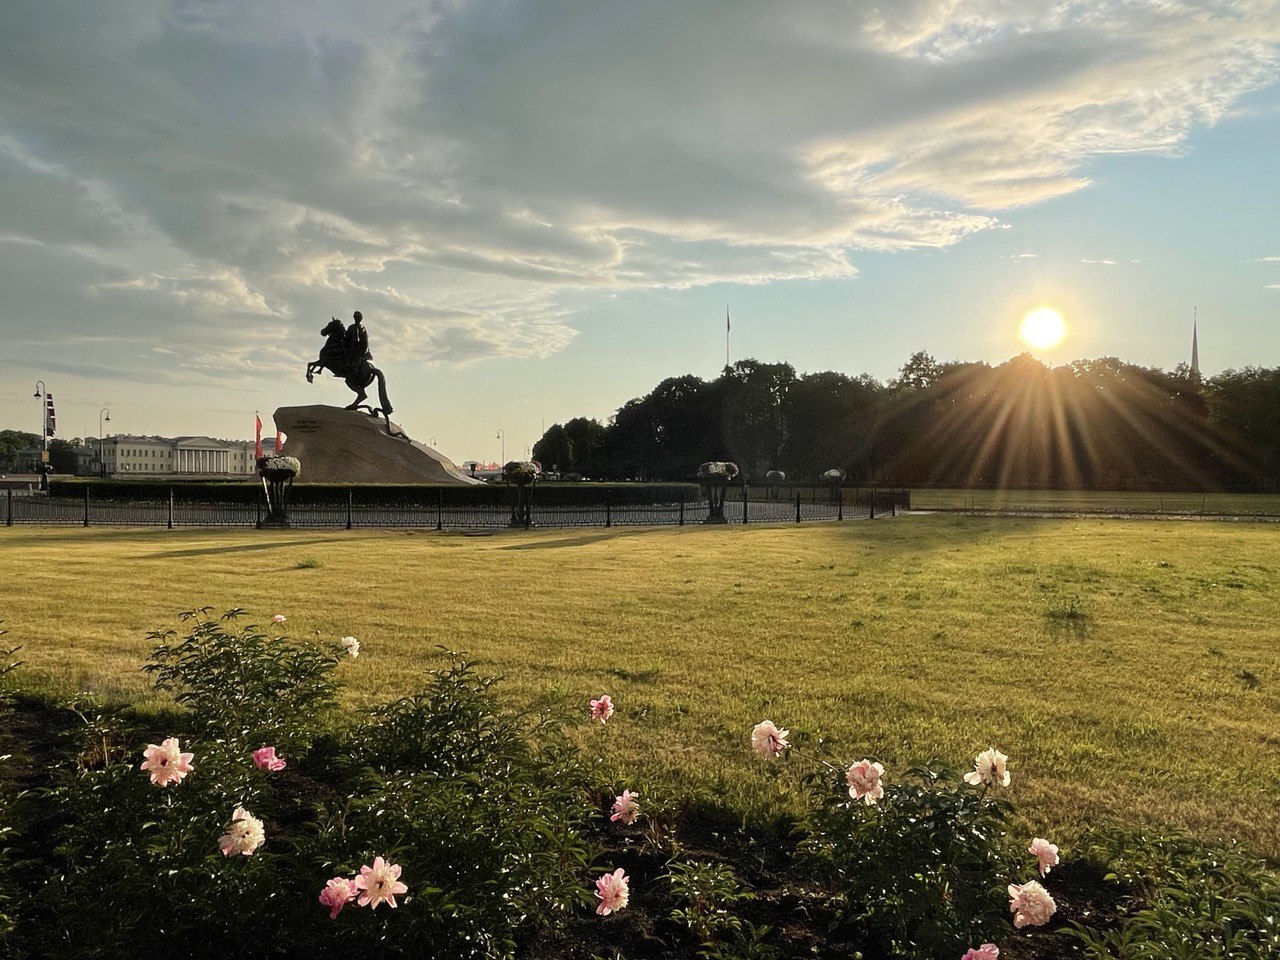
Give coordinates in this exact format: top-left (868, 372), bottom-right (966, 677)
top-left (140, 537), bottom-right (351, 559)
top-left (497, 527), bottom-right (693, 550)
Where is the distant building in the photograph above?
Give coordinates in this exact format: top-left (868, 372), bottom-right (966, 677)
top-left (80, 435), bottom-right (279, 477)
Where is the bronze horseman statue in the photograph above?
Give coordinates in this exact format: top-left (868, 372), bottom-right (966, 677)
top-left (305, 311), bottom-right (394, 422)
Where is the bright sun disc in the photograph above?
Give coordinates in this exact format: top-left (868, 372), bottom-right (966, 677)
top-left (1020, 307), bottom-right (1066, 350)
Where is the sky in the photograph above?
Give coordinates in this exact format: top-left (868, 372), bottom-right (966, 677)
top-left (2, 0), bottom-right (1279, 465)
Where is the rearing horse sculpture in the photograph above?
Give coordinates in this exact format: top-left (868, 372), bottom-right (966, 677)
top-left (305, 316), bottom-right (394, 421)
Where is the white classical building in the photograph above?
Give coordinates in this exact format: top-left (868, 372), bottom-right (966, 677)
top-left (82, 435), bottom-right (274, 477)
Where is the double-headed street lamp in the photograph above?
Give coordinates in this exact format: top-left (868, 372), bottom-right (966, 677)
top-left (33, 381), bottom-right (47, 490)
top-left (99, 408), bottom-right (111, 478)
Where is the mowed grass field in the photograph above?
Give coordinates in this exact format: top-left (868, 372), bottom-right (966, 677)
top-left (2, 517), bottom-right (1279, 855)
top-left (912, 487), bottom-right (1280, 515)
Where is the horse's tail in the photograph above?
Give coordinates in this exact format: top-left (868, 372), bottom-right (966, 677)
top-left (373, 367), bottom-right (393, 416)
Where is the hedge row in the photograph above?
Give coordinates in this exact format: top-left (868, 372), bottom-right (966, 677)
top-left (48, 479), bottom-right (705, 507)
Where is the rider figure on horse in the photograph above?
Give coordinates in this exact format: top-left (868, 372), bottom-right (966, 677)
top-left (305, 309), bottom-right (394, 421)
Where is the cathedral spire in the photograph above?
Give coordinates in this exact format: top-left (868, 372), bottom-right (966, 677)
top-left (1190, 308), bottom-right (1201, 384)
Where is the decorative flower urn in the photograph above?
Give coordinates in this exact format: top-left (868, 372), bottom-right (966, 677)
top-left (503, 460), bottom-right (541, 527)
top-left (697, 461), bottom-right (739, 523)
top-left (258, 455), bottom-right (300, 528)
top-left (822, 467), bottom-right (846, 502)
top-left (764, 469), bottom-right (786, 501)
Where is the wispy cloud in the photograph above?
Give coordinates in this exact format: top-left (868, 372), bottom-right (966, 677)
top-left (1081, 258), bottom-right (1119, 265)
top-left (1252, 256), bottom-right (1280, 262)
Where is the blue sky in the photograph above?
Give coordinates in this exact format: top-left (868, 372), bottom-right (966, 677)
top-left (1, 1), bottom-right (1277, 465)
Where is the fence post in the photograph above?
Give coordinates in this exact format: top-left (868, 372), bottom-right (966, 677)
top-left (6, 488), bottom-right (11, 526)
top-left (892, 493), bottom-right (898, 518)
top-left (256, 496), bottom-right (262, 528)
top-left (347, 489), bottom-right (353, 530)
top-left (83, 486), bottom-right (90, 527)
top-left (436, 488), bottom-right (443, 531)
top-left (605, 489), bottom-right (612, 528)
top-left (795, 488), bottom-right (801, 524)
top-left (838, 487), bottom-right (843, 521)
top-left (679, 494), bottom-right (685, 526)
top-left (870, 488), bottom-right (877, 520)
top-left (742, 482), bottom-right (749, 523)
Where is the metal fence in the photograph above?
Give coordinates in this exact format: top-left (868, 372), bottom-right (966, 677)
top-left (2, 485), bottom-right (909, 530)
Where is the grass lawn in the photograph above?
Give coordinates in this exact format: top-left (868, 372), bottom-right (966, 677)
top-left (911, 488), bottom-right (1280, 515)
top-left (2, 516), bottom-right (1279, 855)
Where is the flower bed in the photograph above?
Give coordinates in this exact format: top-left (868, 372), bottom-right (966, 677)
top-left (0, 614), bottom-right (1276, 959)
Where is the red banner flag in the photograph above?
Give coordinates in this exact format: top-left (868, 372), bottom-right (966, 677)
top-left (255, 413), bottom-right (263, 459)
top-left (274, 429), bottom-right (284, 454)
top-left (45, 394), bottom-right (56, 437)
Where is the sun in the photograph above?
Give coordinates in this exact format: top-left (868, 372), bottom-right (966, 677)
top-left (1020, 306), bottom-right (1067, 351)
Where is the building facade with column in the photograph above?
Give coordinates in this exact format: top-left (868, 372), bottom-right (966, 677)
top-left (82, 436), bottom-right (271, 477)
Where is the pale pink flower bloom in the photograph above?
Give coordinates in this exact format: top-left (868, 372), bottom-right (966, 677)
top-left (139, 737), bottom-right (194, 787)
top-left (963, 747), bottom-right (1011, 788)
top-left (595, 867), bottom-right (630, 916)
top-left (751, 720), bottom-right (789, 758)
top-left (355, 856), bottom-right (408, 910)
top-left (1008, 880), bottom-right (1056, 928)
top-left (252, 746), bottom-right (287, 772)
top-left (845, 759), bottom-right (885, 805)
top-left (272, 614), bottom-right (287, 624)
top-left (318, 876), bottom-right (359, 919)
top-left (1029, 837), bottom-right (1060, 876)
top-left (590, 694), bottom-right (614, 724)
top-left (961, 945), bottom-right (999, 960)
top-left (218, 806), bottom-right (266, 857)
top-left (340, 635), bottom-right (360, 658)
top-left (610, 790), bottom-right (640, 825)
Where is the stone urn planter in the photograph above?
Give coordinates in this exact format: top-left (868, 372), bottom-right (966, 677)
top-left (765, 469), bottom-right (786, 501)
top-left (503, 460), bottom-right (541, 527)
top-left (822, 467), bottom-right (846, 503)
top-left (258, 456), bottom-right (300, 528)
top-left (697, 461), bottom-right (739, 523)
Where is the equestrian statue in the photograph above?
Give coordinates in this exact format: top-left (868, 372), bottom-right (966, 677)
top-left (305, 311), bottom-right (394, 422)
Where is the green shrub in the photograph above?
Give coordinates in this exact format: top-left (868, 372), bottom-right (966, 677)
top-left (801, 764), bottom-right (1013, 958)
top-left (143, 608), bottom-right (341, 754)
top-left (1069, 830), bottom-right (1280, 959)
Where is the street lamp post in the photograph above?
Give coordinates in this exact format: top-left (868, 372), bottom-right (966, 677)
top-left (496, 429), bottom-right (504, 465)
top-left (33, 381), bottom-right (47, 490)
top-left (99, 408), bottom-right (111, 478)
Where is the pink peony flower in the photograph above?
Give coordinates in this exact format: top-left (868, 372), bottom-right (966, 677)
top-left (252, 746), bottom-right (287, 772)
top-left (595, 867), bottom-right (630, 916)
top-left (218, 805), bottom-right (265, 856)
top-left (272, 614), bottom-right (287, 624)
top-left (139, 737), bottom-right (194, 787)
top-left (1008, 880), bottom-right (1056, 928)
top-left (1029, 837), bottom-right (1060, 876)
top-left (961, 946), bottom-right (999, 960)
top-left (355, 856), bottom-right (408, 910)
top-left (751, 720), bottom-right (789, 758)
top-left (590, 694), bottom-right (614, 724)
top-left (845, 759), bottom-right (885, 805)
top-left (319, 876), bottom-right (359, 919)
top-left (610, 790), bottom-right (640, 825)
top-left (963, 747), bottom-right (1011, 788)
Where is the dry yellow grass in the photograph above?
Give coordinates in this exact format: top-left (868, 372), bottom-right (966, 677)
top-left (2, 517), bottom-right (1279, 853)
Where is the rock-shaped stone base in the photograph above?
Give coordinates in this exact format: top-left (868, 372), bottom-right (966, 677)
top-left (273, 405), bottom-right (483, 485)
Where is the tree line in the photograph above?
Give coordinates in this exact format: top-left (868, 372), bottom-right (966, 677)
top-left (532, 353), bottom-right (1280, 490)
